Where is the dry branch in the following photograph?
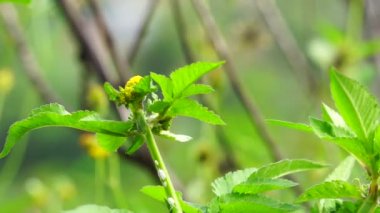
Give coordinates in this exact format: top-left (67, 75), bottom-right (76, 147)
top-left (0, 4), bottom-right (60, 103)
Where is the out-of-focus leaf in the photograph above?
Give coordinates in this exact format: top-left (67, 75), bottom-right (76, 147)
top-left (297, 180), bottom-right (362, 202)
top-left (267, 119), bottom-right (312, 132)
top-left (0, 0), bottom-right (31, 4)
top-left (63, 204), bottom-right (132, 213)
top-left (232, 178), bottom-right (298, 195)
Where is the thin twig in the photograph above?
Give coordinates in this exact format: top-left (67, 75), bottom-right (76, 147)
top-left (190, 0), bottom-right (283, 162)
top-left (255, 0), bottom-right (318, 94)
top-left (87, 0), bottom-right (131, 81)
top-left (56, 0), bottom-right (117, 85)
top-left (0, 4), bottom-right (60, 103)
top-left (57, 0), bottom-right (185, 191)
top-left (127, 0), bottom-right (160, 66)
top-left (169, 0), bottom-right (238, 172)
top-left (169, 0), bottom-right (196, 63)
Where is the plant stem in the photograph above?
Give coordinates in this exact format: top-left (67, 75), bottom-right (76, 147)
top-left (135, 109), bottom-right (183, 213)
top-left (108, 155), bottom-right (128, 208)
top-left (95, 158), bottom-right (106, 204)
top-left (358, 175), bottom-right (378, 213)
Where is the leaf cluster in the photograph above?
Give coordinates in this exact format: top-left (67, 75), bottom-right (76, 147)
top-left (270, 68), bottom-right (380, 211)
top-left (141, 159), bottom-right (326, 212)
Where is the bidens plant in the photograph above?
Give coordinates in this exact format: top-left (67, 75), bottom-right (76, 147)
top-left (0, 62), bottom-right (226, 212)
top-left (271, 68), bottom-right (380, 212)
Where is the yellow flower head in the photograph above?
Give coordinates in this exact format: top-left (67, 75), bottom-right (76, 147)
top-left (119, 75), bottom-right (143, 104)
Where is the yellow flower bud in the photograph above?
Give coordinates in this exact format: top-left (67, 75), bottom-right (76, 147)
top-left (125, 75), bottom-right (143, 88)
top-left (0, 68), bottom-right (14, 95)
top-left (118, 75), bottom-right (144, 105)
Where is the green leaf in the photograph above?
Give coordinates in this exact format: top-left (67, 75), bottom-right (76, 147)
top-left (150, 72), bottom-right (173, 101)
top-left (330, 69), bottom-right (380, 141)
top-left (140, 185), bottom-right (167, 203)
top-left (326, 156), bottom-right (355, 181)
top-left (103, 82), bottom-right (120, 102)
top-left (180, 84), bottom-right (215, 98)
top-left (63, 204), bottom-right (132, 213)
top-left (318, 156), bottom-right (356, 213)
top-left (126, 134), bottom-right (145, 155)
top-left (96, 133), bottom-right (126, 152)
top-left (158, 130), bottom-right (192, 142)
top-left (248, 159), bottom-right (327, 180)
top-left (170, 61), bottom-right (224, 98)
top-left (0, 104), bottom-right (133, 158)
top-left (133, 76), bottom-right (156, 95)
top-left (211, 168), bottom-right (257, 196)
top-left (215, 194), bottom-right (300, 213)
top-left (140, 185), bottom-right (201, 213)
top-left (0, 0), bottom-right (30, 4)
top-left (167, 99), bottom-right (225, 125)
top-left (322, 103), bottom-right (348, 129)
top-left (374, 125), bottom-right (380, 155)
top-left (309, 118), bottom-right (370, 166)
top-left (297, 180), bottom-right (362, 203)
top-left (232, 178), bottom-right (298, 195)
top-left (329, 138), bottom-right (370, 167)
top-left (147, 101), bottom-right (170, 113)
top-left (309, 117), bottom-right (355, 138)
top-left (267, 119), bottom-right (312, 132)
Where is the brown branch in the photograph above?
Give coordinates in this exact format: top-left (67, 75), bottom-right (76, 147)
top-left (56, 0), bottom-right (185, 191)
top-left (0, 4), bottom-right (59, 103)
top-left (169, 0), bottom-right (196, 63)
top-left (87, 0), bottom-right (131, 82)
top-left (127, 0), bottom-right (160, 66)
top-left (169, 0), bottom-right (238, 172)
top-left (190, 0), bottom-right (283, 162)
top-left (0, 4), bottom-right (60, 104)
top-left (56, 0), bottom-right (118, 85)
top-left (255, 0), bottom-right (318, 94)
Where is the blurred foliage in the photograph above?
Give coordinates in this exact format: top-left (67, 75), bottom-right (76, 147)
top-left (0, 0), bottom-right (379, 212)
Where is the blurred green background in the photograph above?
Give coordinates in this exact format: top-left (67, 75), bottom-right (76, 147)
top-left (0, 0), bottom-right (379, 212)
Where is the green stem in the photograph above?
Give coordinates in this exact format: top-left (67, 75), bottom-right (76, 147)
top-left (346, 0), bottom-right (364, 41)
top-left (108, 155), bottom-right (128, 208)
top-left (95, 158), bottom-right (106, 204)
top-left (135, 109), bottom-right (183, 213)
top-left (358, 175), bottom-right (378, 213)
